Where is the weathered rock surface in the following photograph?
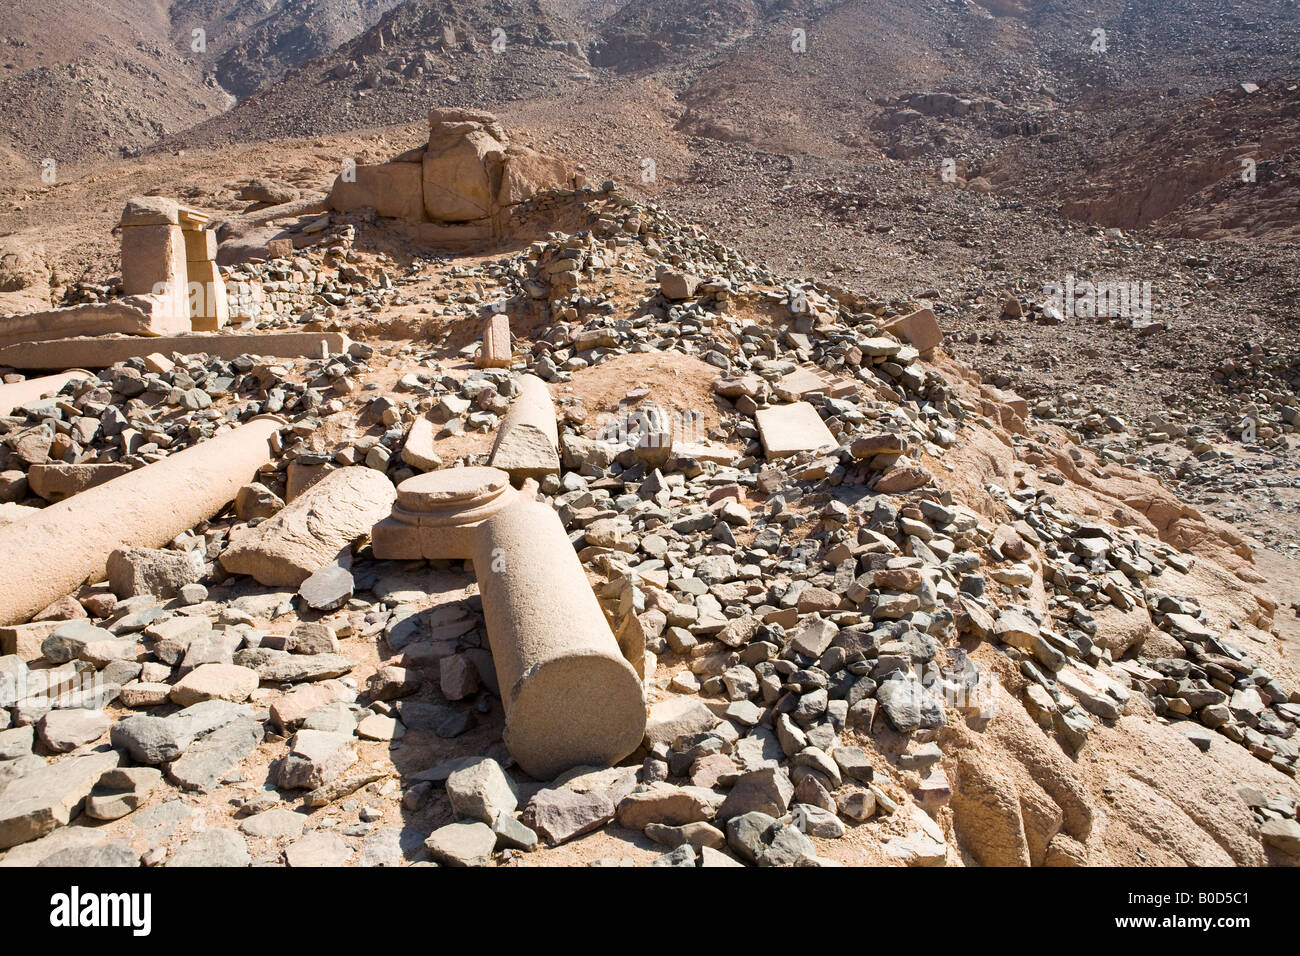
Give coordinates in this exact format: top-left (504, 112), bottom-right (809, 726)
top-left (220, 467), bottom-right (396, 586)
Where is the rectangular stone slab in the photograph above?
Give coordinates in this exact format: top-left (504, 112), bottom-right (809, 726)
top-left (0, 332), bottom-right (352, 370)
top-left (755, 402), bottom-right (836, 459)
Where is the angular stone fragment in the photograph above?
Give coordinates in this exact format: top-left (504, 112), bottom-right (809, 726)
top-left (110, 699), bottom-right (251, 764)
top-left (85, 767), bottom-right (162, 821)
top-left (233, 648), bottom-right (353, 683)
top-left (166, 716), bottom-right (262, 793)
top-left (234, 482), bottom-right (284, 520)
top-left (107, 547), bottom-right (203, 599)
top-left (424, 821), bottom-right (497, 867)
top-left (239, 808), bottom-right (307, 840)
top-left (659, 269), bottom-right (700, 300)
top-left (881, 307), bottom-right (943, 354)
top-left (716, 767), bottom-right (794, 822)
top-left (446, 758), bottom-right (518, 823)
top-left (298, 564), bottom-right (354, 612)
top-left (285, 830), bottom-right (353, 867)
top-left (269, 681), bottom-right (354, 733)
top-left (220, 467), bottom-right (397, 586)
top-left (0, 748), bottom-right (119, 849)
top-left (521, 788), bottom-right (615, 846)
top-left (277, 730), bottom-right (356, 790)
top-left (37, 708), bottom-right (112, 752)
top-left (616, 783), bottom-right (720, 829)
top-left (165, 828), bottom-right (249, 867)
top-left (644, 696), bottom-right (718, 747)
top-left (168, 663), bottom-right (259, 707)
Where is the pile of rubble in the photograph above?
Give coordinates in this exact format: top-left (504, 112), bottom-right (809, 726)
top-left (0, 165), bottom-right (1297, 867)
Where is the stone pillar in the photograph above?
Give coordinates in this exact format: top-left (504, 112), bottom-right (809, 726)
top-left (370, 466), bottom-right (645, 779)
top-left (477, 312), bottom-right (512, 368)
top-left (119, 197), bottom-right (190, 333)
top-left (0, 369), bottom-right (92, 415)
top-left (182, 223), bottom-right (228, 331)
top-left (472, 496), bottom-right (645, 779)
top-left (488, 374), bottom-right (560, 482)
top-left (0, 415), bottom-right (283, 626)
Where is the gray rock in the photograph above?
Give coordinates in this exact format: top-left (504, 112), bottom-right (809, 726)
top-left (644, 820), bottom-right (726, 850)
top-left (303, 702), bottom-right (358, 735)
top-left (1261, 818), bottom-right (1300, 856)
top-left (832, 745), bottom-right (874, 783)
top-left (165, 828), bottom-right (249, 867)
top-left (85, 767), bottom-right (163, 821)
top-left (0, 725), bottom-right (34, 760)
top-left (491, 810), bottom-right (539, 851)
top-left (0, 748), bottom-right (119, 850)
top-left (521, 788), bottom-right (615, 846)
top-left (110, 699), bottom-right (251, 764)
top-left (792, 803), bottom-right (845, 838)
top-left (285, 830), bottom-right (352, 867)
top-left (233, 648), bottom-right (353, 683)
top-left (424, 821), bottom-right (497, 866)
top-left (107, 547), bottom-right (202, 600)
top-left (238, 808), bottom-right (307, 840)
top-left (298, 565), bottom-right (354, 612)
top-left (716, 767), bottom-right (793, 821)
top-left (166, 717), bottom-right (263, 793)
top-left (876, 676), bottom-right (922, 732)
top-left (446, 758), bottom-right (518, 823)
top-left (757, 821), bottom-right (818, 866)
top-left (38, 841), bottom-right (140, 867)
top-left (649, 844), bottom-right (697, 866)
top-left (277, 730), bottom-right (356, 790)
top-left (725, 810), bottom-right (776, 863)
top-left (35, 707), bottom-right (109, 749)
top-left (41, 621), bottom-right (113, 664)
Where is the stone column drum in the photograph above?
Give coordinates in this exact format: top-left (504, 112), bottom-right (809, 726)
top-left (371, 466), bottom-right (645, 779)
top-left (472, 495), bottom-right (645, 779)
top-left (487, 374), bottom-right (561, 482)
top-left (0, 415), bottom-right (283, 625)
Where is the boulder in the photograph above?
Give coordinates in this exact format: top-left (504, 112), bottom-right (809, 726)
top-left (220, 467), bottom-right (397, 586)
top-left (106, 547), bottom-right (203, 599)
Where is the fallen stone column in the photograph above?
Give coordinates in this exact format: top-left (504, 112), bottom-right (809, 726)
top-left (0, 332), bottom-right (351, 370)
top-left (0, 369), bottom-right (92, 415)
top-left (472, 495), bottom-right (645, 779)
top-left (371, 467), bottom-right (645, 779)
top-left (0, 415), bottom-right (283, 626)
top-left (487, 374), bottom-right (560, 482)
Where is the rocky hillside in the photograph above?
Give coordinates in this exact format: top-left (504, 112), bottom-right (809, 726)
top-left (0, 0), bottom-right (402, 168)
top-left (160, 0), bottom-right (594, 150)
top-left (170, 0), bottom-right (404, 101)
